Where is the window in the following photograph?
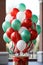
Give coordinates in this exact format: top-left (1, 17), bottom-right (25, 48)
top-left (6, 0), bottom-right (40, 60)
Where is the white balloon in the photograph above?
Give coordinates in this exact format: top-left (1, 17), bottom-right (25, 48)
top-left (5, 14), bottom-right (13, 22)
top-left (16, 40), bottom-right (26, 51)
top-left (19, 27), bottom-right (27, 34)
top-left (16, 12), bottom-right (26, 23)
top-left (9, 41), bottom-right (14, 49)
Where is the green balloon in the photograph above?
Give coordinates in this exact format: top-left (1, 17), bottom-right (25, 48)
top-left (33, 39), bottom-right (36, 45)
top-left (11, 19), bottom-right (21, 31)
top-left (3, 33), bottom-right (11, 43)
top-left (21, 29), bottom-right (31, 42)
top-left (36, 25), bottom-right (41, 34)
top-left (31, 15), bottom-right (38, 23)
top-left (18, 3), bottom-right (26, 11)
top-left (2, 21), bottom-right (11, 32)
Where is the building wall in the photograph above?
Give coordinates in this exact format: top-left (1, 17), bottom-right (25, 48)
top-left (0, 0), bottom-right (6, 51)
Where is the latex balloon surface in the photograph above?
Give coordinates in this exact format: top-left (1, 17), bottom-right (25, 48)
top-left (5, 14), bottom-right (13, 22)
top-left (19, 27), bottom-right (27, 34)
top-left (2, 21), bottom-right (11, 32)
top-left (21, 29), bottom-right (31, 42)
top-left (11, 31), bottom-right (21, 44)
top-left (25, 9), bottom-right (32, 19)
top-left (36, 25), bottom-right (41, 34)
top-left (17, 40), bottom-right (26, 51)
top-left (10, 8), bottom-right (19, 18)
top-left (3, 33), bottom-right (11, 43)
top-left (31, 15), bottom-right (38, 23)
top-left (11, 19), bottom-right (21, 31)
top-left (18, 3), bottom-right (26, 11)
top-left (30, 29), bottom-right (38, 40)
top-left (16, 12), bottom-right (26, 23)
top-left (6, 27), bottom-right (15, 38)
top-left (22, 19), bottom-right (32, 28)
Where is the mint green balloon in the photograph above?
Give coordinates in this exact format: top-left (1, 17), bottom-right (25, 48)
top-left (11, 19), bottom-right (21, 31)
top-left (3, 33), bottom-right (11, 43)
top-left (18, 3), bottom-right (26, 11)
top-left (36, 25), bottom-right (41, 34)
top-left (33, 39), bottom-right (36, 45)
top-left (31, 15), bottom-right (38, 23)
top-left (21, 30), bottom-right (31, 42)
top-left (2, 21), bottom-right (11, 32)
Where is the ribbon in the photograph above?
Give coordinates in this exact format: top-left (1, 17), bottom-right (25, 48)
top-left (13, 57), bottom-right (28, 65)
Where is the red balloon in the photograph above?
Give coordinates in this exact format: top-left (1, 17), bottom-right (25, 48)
top-left (25, 9), bottom-right (32, 19)
top-left (21, 19), bottom-right (32, 28)
top-left (30, 29), bottom-right (38, 40)
top-left (6, 27), bottom-right (15, 38)
top-left (10, 8), bottom-right (19, 19)
top-left (11, 31), bottom-right (21, 44)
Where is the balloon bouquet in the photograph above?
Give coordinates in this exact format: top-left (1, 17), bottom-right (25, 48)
top-left (2, 3), bottom-right (41, 56)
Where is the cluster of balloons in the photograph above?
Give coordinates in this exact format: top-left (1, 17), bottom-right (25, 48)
top-left (2, 3), bottom-right (41, 53)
